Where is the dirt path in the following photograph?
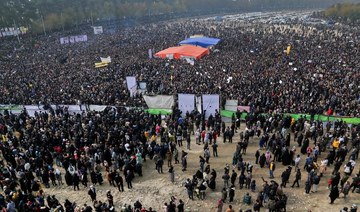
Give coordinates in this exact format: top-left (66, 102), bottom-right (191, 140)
top-left (43, 125), bottom-right (359, 212)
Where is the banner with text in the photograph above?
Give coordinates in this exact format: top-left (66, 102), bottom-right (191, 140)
top-left (60, 35), bottom-right (88, 44)
top-left (93, 26), bottom-right (103, 35)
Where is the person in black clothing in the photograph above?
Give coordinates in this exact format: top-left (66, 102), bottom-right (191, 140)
top-left (230, 170), bottom-right (237, 186)
top-left (157, 158), bottom-right (164, 174)
top-left (331, 172), bottom-right (341, 188)
top-left (280, 167), bottom-right (291, 188)
top-left (88, 185), bottom-right (96, 202)
top-left (49, 169), bottom-right (57, 187)
top-left (332, 160), bottom-right (343, 175)
top-left (291, 169), bottom-right (301, 188)
top-left (177, 199), bottom-right (184, 212)
top-left (229, 128), bottom-right (234, 143)
top-left (114, 173), bottom-right (124, 192)
top-left (329, 185), bottom-right (339, 204)
top-left (73, 173), bottom-right (80, 191)
top-left (90, 170), bottom-right (98, 185)
top-left (255, 150), bottom-right (260, 164)
top-left (253, 199), bottom-right (261, 212)
top-left (181, 151), bottom-right (188, 171)
top-left (350, 174), bottom-right (360, 193)
top-left (259, 153), bottom-right (266, 168)
top-left (107, 190), bottom-right (114, 206)
top-left (185, 179), bottom-right (194, 200)
top-left (239, 172), bottom-right (246, 189)
top-left (212, 142), bottom-right (218, 157)
top-left (305, 180), bottom-right (311, 194)
top-left (42, 170), bottom-right (50, 188)
top-left (126, 170), bottom-right (134, 189)
top-left (297, 133), bottom-right (303, 147)
top-left (82, 171), bottom-right (88, 188)
top-left (134, 200), bottom-right (142, 211)
top-left (229, 184), bottom-right (235, 202)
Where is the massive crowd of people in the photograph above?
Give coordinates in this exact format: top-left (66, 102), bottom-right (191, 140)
top-left (0, 12), bottom-right (359, 116)
top-left (0, 10), bottom-right (359, 212)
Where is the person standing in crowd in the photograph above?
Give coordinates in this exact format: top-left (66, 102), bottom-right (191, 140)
top-left (114, 173), bottom-right (124, 192)
top-left (291, 169), bottom-right (301, 188)
top-left (221, 188), bottom-right (228, 203)
top-left (204, 148), bottom-right (211, 164)
top-left (88, 185), bottom-right (96, 202)
top-left (329, 185), bottom-right (340, 204)
top-left (168, 165), bottom-right (175, 183)
top-left (230, 170), bottom-right (237, 186)
top-left (226, 205), bottom-right (235, 212)
top-left (106, 190), bottom-right (113, 207)
top-left (255, 149), bottom-right (260, 164)
top-left (177, 199), bottom-right (184, 212)
top-left (229, 185), bottom-right (235, 202)
top-left (182, 151), bottom-right (188, 171)
top-left (73, 172), bottom-right (80, 191)
top-left (157, 157), bottom-right (164, 174)
top-left (216, 198), bottom-right (224, 212)
top-left (126, 170), bottom-right (134, 189)
top-left (186, 132), bottom-right (191, 150)
top-left (185, 179), bottom-right (194, 200)
top-left (222, 171), bottom-right (230, 188)
top-left (212, 142), bottom-right (219, 157)
top-left (269, 160), bottom-right (275, 179)
top-left (312, 173), bottom-right (321, 193)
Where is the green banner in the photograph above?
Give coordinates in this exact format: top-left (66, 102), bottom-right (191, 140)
top-left (144, 109), bottom-right (172, 115)
top-left (0, 105), bottom-right (23, 111)
top-left (220, 110), bottom-right (248, 119)
top-left (220, 110), bottom-right (360, 125)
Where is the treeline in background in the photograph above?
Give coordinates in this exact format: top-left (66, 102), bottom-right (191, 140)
top-left (0, 0), bottom-right (359, 33)
top-left (323, 3), bottom-right (360, 21)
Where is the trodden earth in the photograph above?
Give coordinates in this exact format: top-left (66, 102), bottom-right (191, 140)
top-left (41, 124), bottom-right (359, 212)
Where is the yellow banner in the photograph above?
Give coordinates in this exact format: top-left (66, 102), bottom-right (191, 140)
top-left (95, 62), bottom-right (108, 68)
top-left (286, 45), bottom-right (291, 55)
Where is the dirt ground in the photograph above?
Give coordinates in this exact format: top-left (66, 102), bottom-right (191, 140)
top-left (42, 123), bottom-right (359, 212)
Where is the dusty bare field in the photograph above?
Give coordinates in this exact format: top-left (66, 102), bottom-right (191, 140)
top-left (43, 125), bottom-right (359, 212)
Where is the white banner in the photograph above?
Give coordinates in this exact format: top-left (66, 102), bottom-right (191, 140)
top-left (60, 35), bottom-right (87, 44)
top-left (89, 105), bottom-right (108, 111)
top-left (23, 105), bottom-right (110, 117)
top-left (126, 76), bottom-right (137, 97)
top-left (93, 26), bottom-right (103, 35)
top-left (139, 82), bottom-right (147, 90)
top-left (202, 94), bottom-right (219, 119)
top-left (100, 56), bottom-right (111, 63)
top-left (185, 58), bottom-right (195, 65)
top-left (196, 96), bottom-right (202, 114)
top-left (178, 94), bottom-right (195, 117)
top-left (148, 49), bottom-right (153, 59)
top-left (143, 95), bottom-right (174, 109)
top-left (225, 99), bottom-right (238, 112)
